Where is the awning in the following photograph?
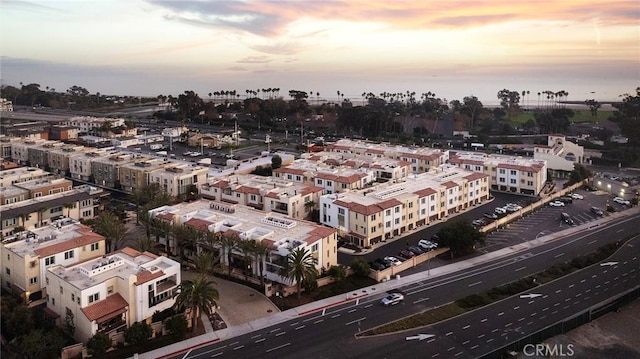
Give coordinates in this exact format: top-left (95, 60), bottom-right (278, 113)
top-left (96, 307), bottom-right (127, 323)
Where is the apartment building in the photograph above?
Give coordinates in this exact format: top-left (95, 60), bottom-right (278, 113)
top-left (13, 177), bottom-right (73, 198)
top-left (0, 186), bottom-right (28, 205)
top-left (1, 218), bottom-right (106, 305)
top-left (148, 200), bottom-right (337, 284)
top-left (11, 139), bottom-right (49, 165)
top-left (91, 152), bottom-right (137, 189)
top-left (147, 164), bottom-right (208, 199)
top-left (0, 185), bottom-right (104, 236)
top-left (69, 150), bottom-right (111, 182)
top-left (49, 125), bottom-right (80, 141)
top-left (62, 116), bottom-right (126, 134)
top-left (534, 134), bottom-right (585, 176)
top-left (48, 145), bottom-right (87, 176)
top-left (119, 158), bottom-right (171, 193)
top-left (325, 139), bottom-right (449, 173)
top-left (320, 165), bottom-right (490, 247)
top-left (28, 140), bottom-right (66, 169)
top-left (46, 247), bottom-right (180, 342)
top-left (201, 175), bottom-right (324, 219)
top-left (0, 166), bottom-right (51, 187)
top-left (449, 152), bottom-right (547, 196)
top-left (0, 98), bottom-right (13, 112)
top-left (302, 152), bottom-right (412, 183)
top-left (273, 159), bottom-right (375, 193)
top-left (0, 136), bottom-right (21, 158)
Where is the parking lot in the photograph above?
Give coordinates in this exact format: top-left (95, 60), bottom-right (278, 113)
top-left (481, 188), bottom-right (632, 252)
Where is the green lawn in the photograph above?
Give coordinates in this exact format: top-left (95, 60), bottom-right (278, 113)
top-left (509, 110), bottom-right (613, 126)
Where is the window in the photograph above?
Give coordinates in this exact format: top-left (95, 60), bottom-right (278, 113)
top-left (90, 243), bottom-right (99, 251)
top-left (499, 169), bottom-right (505, 174)
top-left (385, 221), bottom-right (391, 227)
top-left (77, 296), bottom-right (80, 305)
top-left (394, 218), bottom-right (400, 224)
top-left (64, 250), bottom-right (74, 260)
top-left (107, 286), bottom-right (114, 294)
top-left (52, 298), bottom-right (55, 306)
top-left (29, 260), bottom-right (36, 268)
top-left (60, 286), bottom-right (64, 294)
top-left (88, 293), bottom-right (99, 303)
top-left (5, 268), bottom-right (10, 275)
top-left (408, 202), bottom-right (413, 208)
top-left (386, 209), bottom-right (391, 216)
top-left (50, 206), bottom-right (63, 213)
top-left (510, 179), bottom-right (517, 184)
top-left (371, 226), bottom-right (376, 233)
top-left (312, 244), bottom-right (319, 252)
top-left (317, 179), bottom-right (323, 185)
top-left (370, 214), bottom-right (376, 220)
top-left (30, 277), bottom-right (37, 285)
top-left (394, 207), bottom-right (400, 213)
top-left (71, 293), bottom-right (75, 302)
top-left (338, 208), bottom-right (345, 215)
top-left (326, 181), bottom-right (333, 186)
top-left (6, 254), bottom-right (9, 261)
top-left (510, 170), bottom-right (517, 175)
top-left (250, 195), bottom-right (256, 201)
top-left (45, 256), bottom-right (55, 266)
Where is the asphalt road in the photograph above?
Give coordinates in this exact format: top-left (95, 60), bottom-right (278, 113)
top-left (179, 212), bottom-right (640, 359)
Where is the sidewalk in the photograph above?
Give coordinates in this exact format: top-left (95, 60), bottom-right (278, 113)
top-left (139, 207), bottom-right (639, 359)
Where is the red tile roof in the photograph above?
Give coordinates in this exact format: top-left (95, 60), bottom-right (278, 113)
top-left (81, 293), bottom-right (128, 322)
top-left (33, 231), bottom-right (104, 258)
top-left (135, 269), bottom-right (165, 285)
top-left (464, 172), bottom-right (487, 181)
top-left (304, 226), bottom-right (336, 244)
top-left (157, 212), bottom-right (175, 221)
top-left (300, 185), bottom-right (323, 196)
top-left (377, 198), bottom-right (402, 210)
top-left (212, 180), bottom-right (230, 188)
top-left (236, 185), bottom-right (261, 195)
top-left (414, 187), bottom-right (437, 197)
top-left (443, 181), bottom-right (459, 189)
top-left (184, 218), bottom-right (213, 232)
top-left (120, 247), bottom-right (142, 257)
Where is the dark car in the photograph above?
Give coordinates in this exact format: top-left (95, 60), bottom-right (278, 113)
top-left (398, 250), bottom-right (415, 260)
top-left (559, 196), bottom-right (573, 204)
top-left (561, 212), bottom-right (574, 225)
top-left (374, 258), bottom-right (391, 268)
top-left (590, 206), bottom-right (604, 216)
top-left (369, 261), bottom-right (386, 271)
top-left (407, 246), bottom-right (424, 255)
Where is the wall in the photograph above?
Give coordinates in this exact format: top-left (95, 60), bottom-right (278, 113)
top-left (368, 248), bottom-right (449, 282)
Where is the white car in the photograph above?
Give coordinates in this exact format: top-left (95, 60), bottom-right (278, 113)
top-left (380, 293), bottom-right (404, 306)
top-left (549, 201), bottom-right (565, 207)
top-left (418, 239), bottom-right (437, 251)
top-left (613, 197), bottom-right (630, 206)
top-left (384, 256), bottom-right (403, 266)
top-left (505, 204), bottom-right (522, 212)
top-left (570, 193), bottom-right (584, 200)
top-left (495, 207), bottom-right (507, 214)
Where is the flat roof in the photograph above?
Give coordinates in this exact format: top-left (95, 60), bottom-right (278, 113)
top-left (0, 187), bottom-right (102, 220)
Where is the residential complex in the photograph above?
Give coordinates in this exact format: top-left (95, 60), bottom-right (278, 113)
top-left (46, 247), bottom-right (181, 342)
top-left (534, 134), bottom-right (585, 175)
top-left (147, 163), bottom-right (208, 198)
top-left (448, 152), bottom-right (547, 196)
top-left (1, 218), bottom-right (106, 305)
top-left (62, 116), bottom-right (126, 134)
top-left (320, 164), bottom-right (490, 247)
top-left (148, 200), bottom-right (338, 284)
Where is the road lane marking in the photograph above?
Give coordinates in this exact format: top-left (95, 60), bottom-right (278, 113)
top-left (569, 284), bottom-right (574, 288)
top-left (233, 345), bottom-right (244, 350)
top-left (462, 324), bottom-right (470, 329)
top-left (527, 321), bottom-right (534, 325)
top-left (275, 331), bottom-right (286, 337)
top-left (492, 328), bottom-right (500, 333)
top-left (477, 334), bottom-right (485, 339)
top-left (614, 277), bottom-right (619, 281)
top-left (470, 345), bottom-right (479, 350)
top-left (331, 314), bottom-right (341, 318)
top-left (617, 229), bottom-right (624, 233)
top-left (364, 304), bottom-right (373, 309)
top-left (498, 312), bottom-right (504, 316)
top-left (580, 279), bottom-right (586, 283)
top-left (481, 318), bottom-right (487, 323)
top-left (469, 281), bottom-right (482, 287)
top-left (528, 300), bottom-right (535, 304)
top-left (289, 322), bottom-right (299, 327)
top-left (211, 353), bottom-right (223, 357)
top-left (348, 309), bottom-right (357, 313)
top-left (555, 253), bottom-right (564, 258)
top-left (514, 306), bottom-right (520, 310)
top-left (564, 305), bottom-right (570, 309)
top-left (588, 240), bottom-right (597, 245)
top-left (251, 334), bottom-right (261, 339)
top-left (427, 338), bottom-right (436, 343)
top-left (314, 319), bottom-right (324, 324)
top-left (455, 352), bottom-right (464, 357)
top-left (540, 316), bottom-right (546, 320)
top-left (255, 338), bottom-right (265, 343)
top-left (413, 298), bottom-right (429, 304)
top-left (531, 312), bottom-right (537, 317)
top-left (462, 340), bottom-right (470, 345)
top-left (270, 328), bottom-right (281, 333)
top-left (266, 343), bottom-right (291, 353)
top-left (515, 266), bottom-right (526, 272)
top-left (445, 332), bottom-right (453, 336)
top-left (565, 298), bottom-right (571, 302)
top-left (554, 303), bottom-right (560, 307)
top-left (518, 317), bottom-right (525, 322)
top-left (505, 322), bottom-right (512, 327)
top-left (586, 289), bottom-right (592, 293)
top-left (576, 293), bottom-right (582, 297)
top-left (345, 317), bottom-right (366, 326)
top-left (432, 354), bottom-right (440, 358)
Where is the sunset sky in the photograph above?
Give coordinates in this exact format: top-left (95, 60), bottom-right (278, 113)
top-left (1, 0), bottom-right (638, 104)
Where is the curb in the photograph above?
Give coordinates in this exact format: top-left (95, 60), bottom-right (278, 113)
top-left (297, 293), bottom-right (369, 316)
top-left (156, 338), bottom-right (221, 359)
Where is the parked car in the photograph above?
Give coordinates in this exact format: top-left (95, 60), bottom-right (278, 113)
top-left (549, 201), bottom-right (565, 207)
top-left (613, 197), bottom-right (630, 206)
top-left (472, 219), bottom-right (487, 227)
top-left (384, 256), bottom-right (403, 266)
top-left (569, 193), bottom-right (584, 200)
top-left (369, 261), bottom-right (386, 271)
top-left (495, 207), bottom-right (507, 214)
top-left (559, 196), bottom-right (573, 204)
top-left (407, 246), bottom-right (424, 255)
top-left (418, 239), bottom-right (437, 251)
top-left (483, 212), bottom-right (498, 219)
top-left (561, 212), bottom-right (574, 225)
top-left (380, 293), bottom-right (404, 306)
top-left (504, 204), bottom-right (522, 212)
top-left (398, 250), bottom-right (415, 260)
top-left (374, 258), bottom-right (391, 268)
top-left (590, 206), bottom-right (604, 216)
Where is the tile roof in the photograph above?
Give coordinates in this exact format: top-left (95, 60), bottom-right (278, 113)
top-left (443, 181), bottom-right (460, 189)
top-left (157, 212), bottom-right (175, 221)
top-left (236, 185), bottom-right (261, 195)
top-left (120, 247), bottom-right (142, 257)
top-left (135, 269), bottom-right (165, 285)
top-left (414, 187), bottom-right (437, 197)
top-left (33, 231), bottom-right (104, 258)
top-left (300, 185), bottom-right (323, 196)
top-left (377, 198), bottom-right (403, 209)
top-left (304, 226), bottom-right (336, 244)
top-left (464, 172), bottom-right (487, 181)
top-left (81, 293), bottom-right (128, 322)
top-left (184, 218), bottom-right (214, 232)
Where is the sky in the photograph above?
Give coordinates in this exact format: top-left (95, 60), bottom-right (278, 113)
top-left (1, 0), bottom-right (639, 105)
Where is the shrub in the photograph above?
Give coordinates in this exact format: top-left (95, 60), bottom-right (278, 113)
top-left (164, 315), bottom-right (188, 340)
top-left (350, 258), bottom-right (370, 277)
top-left (124, 322), bottom-right (152, 346)
top-left (86, 333), bottom-right (112, 356)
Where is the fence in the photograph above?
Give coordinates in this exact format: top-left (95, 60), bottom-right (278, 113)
top-left (368, 248), bottom-right (449, 282)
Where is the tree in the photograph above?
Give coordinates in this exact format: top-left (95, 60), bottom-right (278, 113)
top-left (236, 240), bottom-right (255, 281)
top-left (271, 155), bottom-right (282, 170)
top-left (63, 202), bottom-right (74, 218)
top-left (461, 96), bottom-right (484, 130)
top-left (350, 258), bottom-right (370, 277)
top-left (220, 234), bottom-right (238, 275)
top-left (124, 321), bottom-right (152, 346)
top-left (496, 89), bottom-right (520, 121)
top-left (86, 332), bottom-right (112, 357)
top-left (328, 265), bottom-right (347, 282)
top-left (190, 251), bottom-right (219, 275)
top-left (173, 276), bottom-right (219, 332)
top-left (252, 241), bottom-right (270, 287)
top-left (584, 99), bottom-right (601, 118)
top-left (63, 307), bottom-right (75, 337)
top-left (566, 164), bottom-right (592, 187)
top-left (164, 315), bottom-right (189, 339)
top-left (435, 220), bottom-right (486, 258)
top-left (133, 235), bottom-right (157, 254)
top-left (13, 329), bottom-right (66, 359)
top-left (281, 247), bottom-right (318, 299)
top-left (92, 212), bottom-right (128, 252)
top-left (611, 87), bottom-right (640, 146)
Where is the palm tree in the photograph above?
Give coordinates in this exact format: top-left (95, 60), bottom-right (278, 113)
top-left (36, 207), bottom-right (47, 228)
top-left (173, 276), bottom-right (219, 333)
top-left (63, 203), bottom-right (74, 218)
top-left (19, 213), bottom-right (31, 230)
top-left (252, 241), bottom-right (270, 287)
top-left (133, 235), bottom-right (157, 254)
top-left (281, 247), bottom-right (318, 299)
top-left (189, 251), bottom-right (220, 276)
top-left (93, 212), bottom-right (128, 252)
top-left (220, 234), bottom-right (238, 276)
top-left (236, 240), bottom-right (255, 281)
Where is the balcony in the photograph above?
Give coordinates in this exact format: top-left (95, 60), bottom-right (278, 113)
top-left (271, 202), bottom-right (288, 214)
